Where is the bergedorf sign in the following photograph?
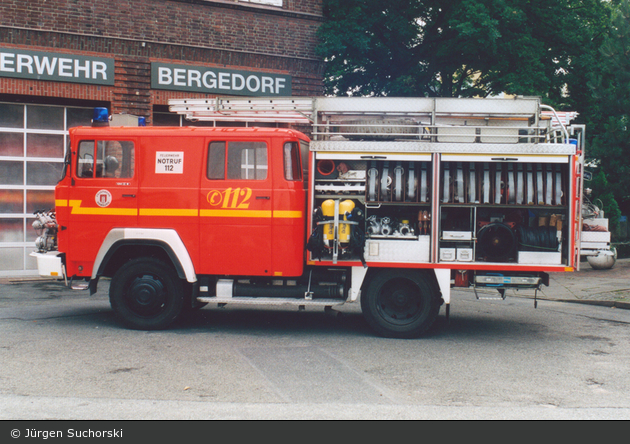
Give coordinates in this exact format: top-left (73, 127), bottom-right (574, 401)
top-left (0, 47), bottom-right (114, 86)
top-left (151, 62), bottom-right (291, 96)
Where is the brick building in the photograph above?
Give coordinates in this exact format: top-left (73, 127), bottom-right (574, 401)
top-left (0, 0), bottom-right (324, 276)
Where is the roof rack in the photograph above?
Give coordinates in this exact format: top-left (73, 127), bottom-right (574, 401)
top-left (168, 96), bottom-right (573, 151)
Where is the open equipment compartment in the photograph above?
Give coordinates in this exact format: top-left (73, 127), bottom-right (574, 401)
top-left (437, 155), bottom-right (570, 266)
top-left (309, 152), bottom-right (433, 265)
top-left (305, 96), bottom-right (579, 270)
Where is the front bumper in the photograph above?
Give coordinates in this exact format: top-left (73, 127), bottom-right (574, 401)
top-left (29, 251), bottom-right (64, 278)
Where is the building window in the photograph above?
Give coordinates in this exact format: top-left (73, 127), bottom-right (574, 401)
top-left (153, 111), bottom-right (182, 127)
top-left (0, 102), bottom-right (93, 276)
top-left (238, 0), bottom-right (283, 7)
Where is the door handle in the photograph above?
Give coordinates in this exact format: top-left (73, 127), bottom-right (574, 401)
top-left (256, 196), bottom-right (270, 200)
top-left (122, 194), bottom-right (136, 198)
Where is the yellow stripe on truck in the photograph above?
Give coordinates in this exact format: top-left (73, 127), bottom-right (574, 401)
top-left (69, 200), bottom-right (137, 216)
top-left (200, 209), bottom-right (272, 218)
top-left (140, 208), bottom-right (199, 217)
top-left (200, 210), bottom-right (303, 218)
top-left (272, 210), bottom-right (303, 218)
top-left (60, 201), bottom-right (301, 218)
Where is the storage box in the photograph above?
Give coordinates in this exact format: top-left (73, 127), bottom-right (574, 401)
top-left (457, 248), bottom-right (474, 262)
top-left (581, 231), bottom-right (611, 243)
top-left (365, 236), bottom-right (430, 263)
top-left (517, 251), bottom-right (562, 265)
top-left (29, 251), bottom-right (63, 277)
top-left (583, 218), bottom-right (609, 230)
top-left (580, 242), bottom-right (610, 250)
top-left (442, 231), bottom-right (473, 241)
top-left (440, 248), bottom-right (457, 262)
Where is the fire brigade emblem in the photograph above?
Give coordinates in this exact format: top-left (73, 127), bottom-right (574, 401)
top-left (95, 189), bottom-right (112, 207)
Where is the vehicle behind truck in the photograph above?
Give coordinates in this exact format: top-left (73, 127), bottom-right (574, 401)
top-left (31, 96), bottom-right (585, 338)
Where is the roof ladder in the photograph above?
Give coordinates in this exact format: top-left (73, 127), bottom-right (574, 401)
top-left (168, 97), bottom-right (314, 124)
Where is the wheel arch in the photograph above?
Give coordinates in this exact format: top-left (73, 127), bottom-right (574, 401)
top-left (91, 229), bottom-right (196, 292)
top-left (361, 267), bottom-right (442, 299)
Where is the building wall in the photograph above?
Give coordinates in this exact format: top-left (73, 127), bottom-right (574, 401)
top-left (2, 0), bottom-right (321, 58)
top-left (0, 0), bottom-right (324, 276)
top-left (1, 0), bottom-right (324, 121)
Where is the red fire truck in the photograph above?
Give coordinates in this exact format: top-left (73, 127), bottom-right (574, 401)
top-left (31, 96), bottom-right (586, 338)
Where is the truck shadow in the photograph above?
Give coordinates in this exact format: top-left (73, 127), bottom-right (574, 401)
top-left (176, 306), bottom-right (373, 337)
top-left (45, 296), bottom-right (549, 341)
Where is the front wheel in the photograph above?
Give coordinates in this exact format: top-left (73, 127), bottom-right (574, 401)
top-left (109, 257), bottom-right (184, 330)
top-left (361, 270), bottom-right (442, 338)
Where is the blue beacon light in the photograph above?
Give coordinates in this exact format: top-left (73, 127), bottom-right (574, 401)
top-left (92, 107), bottom-right (110, 127)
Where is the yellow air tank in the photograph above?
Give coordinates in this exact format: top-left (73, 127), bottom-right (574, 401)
top-left (339, 199), bottom-right (355, 244)
top-left (321, 199), bottom-right (335, 244)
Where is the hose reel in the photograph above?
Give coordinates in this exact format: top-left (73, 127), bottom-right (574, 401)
top-left (477, 223), bottom-right (517, 262)
top-left (516, 226), bottom-right (559, 252)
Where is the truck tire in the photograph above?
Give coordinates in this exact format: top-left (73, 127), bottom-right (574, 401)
top-left (361, 269), bottom-right (441, 338)
top-left (109, 257), bottom-right (185, 330)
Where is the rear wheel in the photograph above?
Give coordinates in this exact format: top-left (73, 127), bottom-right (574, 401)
top-left (361, 270), bottom-right (441, 338)
top-left (109, 257), bottom-right (184, 330)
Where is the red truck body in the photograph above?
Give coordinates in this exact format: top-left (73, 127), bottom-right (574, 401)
top-left (31, 97), bottom-right (585, 338)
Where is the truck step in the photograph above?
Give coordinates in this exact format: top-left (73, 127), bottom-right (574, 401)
top-left (197, 296), bottom-right (346, 307)
top-left (473, 287), bottom-right (507, 301)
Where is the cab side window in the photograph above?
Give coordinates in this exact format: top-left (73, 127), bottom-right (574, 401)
top-left (77, 140), bottom-right (95, 178)
top-left (207, 141), bottom-right (268, 180)
top-left (207, 141), bottom-right (226, 179)
top-left (96, 140), bottom-right (134, 178)
top-left (76, 140), bottom-right (135, 179)
top-left (283, 141), bottom-right (302, 181)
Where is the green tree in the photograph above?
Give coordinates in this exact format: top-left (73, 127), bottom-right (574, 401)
top-left (317, 0), bottom-right (608, 105)
top-left (586, 0), bottom-right (630, 218)
top-left (317, 0), bottom-right (626, 220)
top-left (588, 170), bottom-right (621, 226)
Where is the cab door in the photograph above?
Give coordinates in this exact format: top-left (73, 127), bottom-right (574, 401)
top-left (135, 134), bottom-right (203, 272)
top-left (64, 138), bottom-right (138, 277)
top-left (199, 138), bottom-right (273, 276)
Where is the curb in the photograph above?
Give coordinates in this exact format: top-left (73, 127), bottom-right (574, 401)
top-left (554, 299), bottom-right (630, 310)
top-left (0, 277), bottom-right (62, 285)
top-left (510, 293), bottom-right (630, 310)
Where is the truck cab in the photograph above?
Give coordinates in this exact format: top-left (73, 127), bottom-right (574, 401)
top-left (40, 123), bottom-right (310, 328)
top-left (56, 125), bottom-right (309, 277)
